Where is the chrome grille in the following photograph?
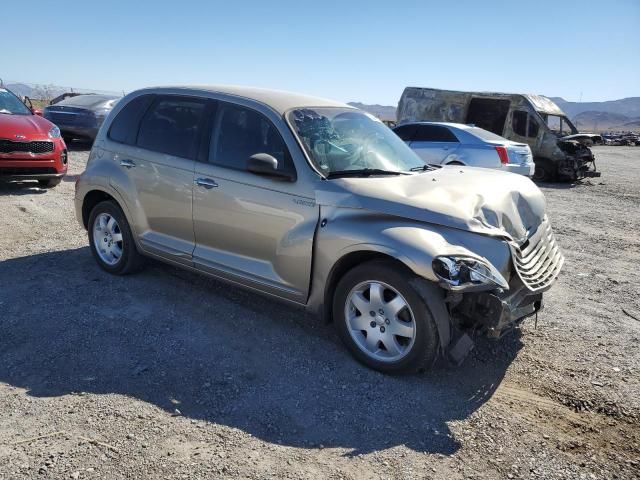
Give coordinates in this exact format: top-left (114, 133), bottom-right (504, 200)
top-left (0, 139), bottom-right (54, 154)
top-left (510, 218), bottom-right (564, 292)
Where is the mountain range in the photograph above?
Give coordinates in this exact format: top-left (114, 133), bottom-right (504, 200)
top-left (4, 82), bottom-right (638, 132)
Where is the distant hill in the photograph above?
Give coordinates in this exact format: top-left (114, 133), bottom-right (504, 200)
top-left (550, 96), bottom-right (640, 118)
top-left (3, 82), bottom-right (118, 99)
top-left (3, 83), bottom-right (64, 98)
top-left (347, 102), bottom-right (396, 121)
top-left (573, 111), bottom-right (640, 132)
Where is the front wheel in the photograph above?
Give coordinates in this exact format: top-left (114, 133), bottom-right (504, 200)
top-left (88, 200), bottom-right (144, 275)
top-left (333, 260), bottom-right (440, 374)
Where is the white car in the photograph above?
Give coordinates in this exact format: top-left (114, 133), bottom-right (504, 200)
top-left (394, 122), bottom-right (534, 177)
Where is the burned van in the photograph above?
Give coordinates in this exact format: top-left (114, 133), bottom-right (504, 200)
top-left (397, 87), bottom-right (600, 181)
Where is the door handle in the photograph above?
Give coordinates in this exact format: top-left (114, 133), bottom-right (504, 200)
top-left (120, 159), bottom-right (136, 169)
top-left (195, 177), bottom-right (218, 189)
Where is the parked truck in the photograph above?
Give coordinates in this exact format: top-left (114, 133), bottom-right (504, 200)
top-left (397, 87), bottom-right (600, 181)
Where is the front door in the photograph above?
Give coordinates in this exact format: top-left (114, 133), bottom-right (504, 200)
top-left (192, 101), bottom-right (318, 303)
top-left (510, 110), bottom-right (540, 151)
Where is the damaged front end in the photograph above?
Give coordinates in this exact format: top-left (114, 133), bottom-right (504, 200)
top-left (557, 139), bottom-right (601, 180)
top-left (434, 217), bottom-right (564, 363)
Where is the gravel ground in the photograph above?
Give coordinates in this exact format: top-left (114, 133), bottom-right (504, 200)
top-left (1, 145), bottom-right (638, 479)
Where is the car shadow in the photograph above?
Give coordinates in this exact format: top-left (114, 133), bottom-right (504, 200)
top-left (0, 247), bottom-right (523, 456)
top-left (0, 181), bottom-right (49, 195)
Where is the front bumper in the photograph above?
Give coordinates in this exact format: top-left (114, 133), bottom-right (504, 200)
top-left (0, 139), bottom-right (68, 179)
top-left (0, 171), bottom-right (65, 181)
top-left (451, 284), bottom-right (543, 338)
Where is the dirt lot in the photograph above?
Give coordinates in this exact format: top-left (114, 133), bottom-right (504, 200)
top-left (1, 146), bottom-right (639, 479)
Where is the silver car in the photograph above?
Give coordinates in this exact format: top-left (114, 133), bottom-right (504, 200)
top-left (75, 86), bottom-right (563, 374)
top-left (394, 122), bottom-right (534, 176)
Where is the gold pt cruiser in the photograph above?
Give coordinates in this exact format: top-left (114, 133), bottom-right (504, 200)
top-left (75, 86), bottom-right (564, 373)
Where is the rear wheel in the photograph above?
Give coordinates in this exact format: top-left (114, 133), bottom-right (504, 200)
top-left (88, 200), bottom-right (144, 275)
top-left (38, 178), bottom-right (61, 188)
top-left (333, 260), bottom-right (440, 374)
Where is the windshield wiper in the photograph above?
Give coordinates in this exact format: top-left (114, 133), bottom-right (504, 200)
top-left (326, 168), bottom-right (408, 179)
top-left (409, 164), bottom-right (438, 172)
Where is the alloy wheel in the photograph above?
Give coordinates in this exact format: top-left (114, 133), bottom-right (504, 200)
top-left (344, 281), bottom-right (416, 362)
top-left (92, 212), bottom-right (123, 266)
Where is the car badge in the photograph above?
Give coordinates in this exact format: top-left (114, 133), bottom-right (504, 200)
top-left (15, 134), bottom-right (26, 140)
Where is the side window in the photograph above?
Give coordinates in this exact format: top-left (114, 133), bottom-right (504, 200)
top-left (528, 117), bottom-right (539, 137)
top-left (414, 125), bottom-right (458, 142)
top-left (108, 95), bottom-right (154, 145)
top-left (513, 111), bottom-right (540, 138)
top-left (513, 111), bottom-right (528, 137)
top-left (137, 96), bottom-right (206, 159)
top-left (210, 103), bottom-right (293, 172)
top-left (393, 124), bottom-right (417, 141)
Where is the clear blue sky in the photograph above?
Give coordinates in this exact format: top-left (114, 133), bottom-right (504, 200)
top-left (3, 0), bottom-right (639, 104)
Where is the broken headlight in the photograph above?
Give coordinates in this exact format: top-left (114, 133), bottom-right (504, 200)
top-left (432, 256), bottom-right (509, 291)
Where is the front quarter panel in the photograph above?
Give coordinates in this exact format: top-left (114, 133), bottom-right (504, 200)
top-left (307, 206), bottom-right (512, 313)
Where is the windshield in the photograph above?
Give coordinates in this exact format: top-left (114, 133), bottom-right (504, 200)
top-left (288, 107), bottom-right (425, 176)
top-left (0, 88), bottom-right (32, 115)
top-left (543, 114), bottom-right (577, 136)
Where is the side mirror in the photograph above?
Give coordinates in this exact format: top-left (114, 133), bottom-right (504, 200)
top-left (247, 153), bottom-right (296, 182)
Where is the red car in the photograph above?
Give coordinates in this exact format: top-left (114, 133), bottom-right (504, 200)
top-left (0, 87), bottom-right (67, 188)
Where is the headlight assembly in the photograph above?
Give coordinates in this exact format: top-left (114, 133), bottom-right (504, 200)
top-left (432, 256), bottom-right (509, 291)
top-left (48, 126), bottom-right (61, 139)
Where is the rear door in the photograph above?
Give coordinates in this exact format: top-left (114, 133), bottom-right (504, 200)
top-left (108, 94), bottom-right (207, 264)
top-left (192, 101), bottom-right (317, 303)
top-left (408, 125), bottom-right (460, 163)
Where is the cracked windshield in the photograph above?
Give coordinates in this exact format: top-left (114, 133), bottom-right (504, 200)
top-left (289, 108), bottom-right (425, 177)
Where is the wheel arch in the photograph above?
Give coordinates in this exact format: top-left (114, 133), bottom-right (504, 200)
top-left (81, 187), bottom-right (137, 240)
top-left (321, 249), bottom-right (452, 351)
top-left (323, 251), bottom-right (408, 323)
top-left (82, 189), bottom-right (116, 229)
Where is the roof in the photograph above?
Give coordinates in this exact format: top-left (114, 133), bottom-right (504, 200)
top-left (523, 94), bottom-right (565, 115)
top-left (402, 87), bottom-right (567, 116)
top-left (149, 85), bottom-right (351, 115)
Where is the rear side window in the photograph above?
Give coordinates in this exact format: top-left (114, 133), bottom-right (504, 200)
top-left (393, 124), bottom-right (418, 141)
top-left (413, 125), bottom-right (459, 142)
top-left (209, 103), bottom-right (293, 173)
top-left (137, 96), bottom-right (206, 159)
top-left (108, 95), bottom-right (154, 145)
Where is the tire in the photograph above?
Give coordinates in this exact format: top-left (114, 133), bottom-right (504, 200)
top-left (333, 260), bottom-right (440, 374)
top-left (38, 178), bottom-right (61, 188)
top-left (88, 200), bottom-right (144, 275)
top-left (532, 159), bottom-right (556, 182)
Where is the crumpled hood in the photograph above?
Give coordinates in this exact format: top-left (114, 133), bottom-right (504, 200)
top-left (0, 114), bottom-right (54, 139)
top-left (315, 166), bottom-right (546, 242)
